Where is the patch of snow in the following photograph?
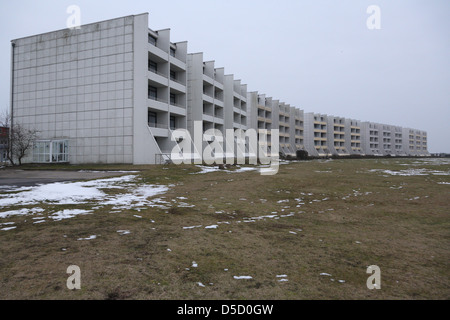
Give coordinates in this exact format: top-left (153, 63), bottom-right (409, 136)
top-left (369, 168), bottom-right (449, 176)
top-left (50, 209), bottom-right (93, 221)
top-left (233, 276), bottom-right (252, 280)
top-left (77, 235), bottom-right (97, 241)
top-left (183, 225), bottom-right (202, 230)
top-left (1, 226), bottom-right (16, 231)
top-left (0, 207), bottom-right (45, 218)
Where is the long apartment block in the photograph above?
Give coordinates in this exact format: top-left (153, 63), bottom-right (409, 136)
top-left (10, 13), bottom-right (429, 164)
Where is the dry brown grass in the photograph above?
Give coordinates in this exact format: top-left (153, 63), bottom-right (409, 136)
top-left (0, 158), bottom-right (449, 299)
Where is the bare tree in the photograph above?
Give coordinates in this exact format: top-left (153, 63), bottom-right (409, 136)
top-left (0, 110), bottom-right (38, 166)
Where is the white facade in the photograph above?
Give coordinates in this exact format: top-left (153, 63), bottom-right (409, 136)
top-left (345, 119), bottom-right (363, 155)
top-left (361, 122), bottom-right (383, 156)
top-left (186, 53), bottom-right (226, 160)
top-left (327, 116), bottom-right (349, 156)
top-left (304, 113), bottom-right (331, 157)
top-left (10, 13), bottom-right (429, 164)
top-left (11, 13), bottom-right (190, 164)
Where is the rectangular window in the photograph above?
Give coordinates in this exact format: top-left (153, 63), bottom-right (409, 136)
top-left (33, 140), bottom-right (69, 163)
top-left (170, 70), bottom-right (177, 81)
top-left (52, 140), bottom-right (69, 162)
top-left (170, 116), bottom-right (176, 130)
top-left (148, 111), bottom-right (157, 127)
top-left (170, 93), bottom-right (177, 105)
top-left (148, 34), bottom-right (157, 46)
top-left (148, 60), bottom-right (157, 73)
top-left (170, 47), bottom-right (176, 57)
top-left (148, 86), bottom-right (157, 100)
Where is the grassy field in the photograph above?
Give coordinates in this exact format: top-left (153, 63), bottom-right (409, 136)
top-left (0, 158), bottom-right (449, 299)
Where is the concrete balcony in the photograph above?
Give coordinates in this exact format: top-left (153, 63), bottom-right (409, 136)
top-left (148, 123), bottom-right (169, 138)
top-left (202, 93), bottom-right (214, 104)
top-left (148, 97), bottom-right (169, 112)
top-left (203, 74), bottom-right (214, 85)
top-left (169, 56), bottom-right (186, 70)
top-left (148, 70), bottom-right (168, 86)
top-left (148, 44), bottom-right (168, 61)
top-left (169, 79), bottom-right (186, 93)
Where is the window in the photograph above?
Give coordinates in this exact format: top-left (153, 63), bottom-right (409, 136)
top-left (148, 60), bottom-right (157, 73)
top-left (170, 47), bottom-right (176, 57)
top-left (52, 140), bottom-right (69, 162)
top-left (148, 111), bottom-right (157, 127)
top-left (148, 86), bottom-right (157, 100)
top-left (33, 140), bottom-right (68, 163)
top-left (170, 116), bottom-right (176, 130)
top-left (170, 93), bottom-right (177, 105)
top-left (148, 34), bottom-right (157, 46)
top-left (170, 70), bottom-right (176, 81)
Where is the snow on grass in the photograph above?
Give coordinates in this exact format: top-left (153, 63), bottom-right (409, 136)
top-left (0, 174), bottom-right (170, 222)
top-left (78, 170), bottom-right (140, 173)
top-left (183, 225), bottom-right (202, 230)
top-left (0, 177), bottom-right (129, 207)
top-left (320, 273), bottom-right (332, 276)
top-left (102, 184), bottom-right (169, 210)
top-left (190, 166), bottom-right (223, 174)
top-left (191, 165), bottom-right (266, 175)
top-left (0, 207), bottom-right (44, 218)
top-left (368, 168), bottom-right (450, 176)
top-left (50, 209), bottom-right (93, 221)
top-left (276, 275), bottom-right (288, 282)
top-left (117, 230), bottom-right (131, 235)
top-left (77, 235), bottom-right (97, 241)
top-left (233, 275), bottom-right (253, 280)
top-left (232, 166), bottom-right (258, 173)
top-left (1, 226), bottom-right (16, 231)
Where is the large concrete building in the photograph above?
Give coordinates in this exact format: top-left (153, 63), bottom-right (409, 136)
top-left (304, 113), bottom-right (331, 157)
top-left (9, 13), bottom-right (429, 165)
top-left (345, 119), bottom-right (363, 156)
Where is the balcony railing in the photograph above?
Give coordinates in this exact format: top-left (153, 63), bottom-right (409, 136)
top-left (148, 123), bottom-right (168, 129)
top-left (148, 96), bottom-right (168, 104)
top-left (169, 101), bottom-right (186, 109)
top-left (169, 76), bottom-right (186, 86)
top-left (148, 68), bottom-right (168, 78)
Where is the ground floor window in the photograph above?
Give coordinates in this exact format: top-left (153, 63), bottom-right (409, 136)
top-left (33, 140), bottom-right (69, 163)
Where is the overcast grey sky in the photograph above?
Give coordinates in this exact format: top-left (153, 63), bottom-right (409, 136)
top-left (1, 0), bottom-right (449, 152)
